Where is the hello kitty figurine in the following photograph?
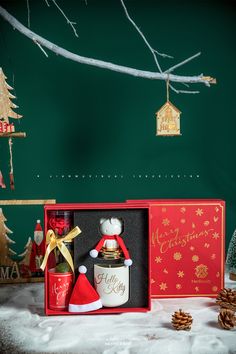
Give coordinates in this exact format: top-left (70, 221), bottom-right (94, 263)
top-left (89, 218), bottom-right (132, 266)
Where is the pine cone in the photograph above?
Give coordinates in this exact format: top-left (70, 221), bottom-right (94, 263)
top-left (218, 308), bottom-right (236, 330)
top-left (216, 288), bottom-right (236, 312)
top-left (172, 309), bottom-right (193, 331)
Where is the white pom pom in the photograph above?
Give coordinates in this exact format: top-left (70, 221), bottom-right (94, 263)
top-left (90, 249), bottom-right (98, 258)
top-left (124, 259), bottom-right (133, 267)
top-left (79, 265), bottom-right (87, 274)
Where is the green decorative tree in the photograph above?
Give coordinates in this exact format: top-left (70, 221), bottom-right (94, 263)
top-left (226, 229), bottom-right (236, 281)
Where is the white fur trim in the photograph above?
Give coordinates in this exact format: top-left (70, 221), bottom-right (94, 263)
top-left (68, 299), bottom-right (102, 313)
top-left (124, 259), bottom-right (133, 266)
top-left (79, 265), bottom-right (87, 274)
top-left (90, 249), bottom-right (98, 258)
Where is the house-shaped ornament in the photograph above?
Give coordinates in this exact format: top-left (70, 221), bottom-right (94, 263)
top-left (156, 101), bottom-right (181, 136)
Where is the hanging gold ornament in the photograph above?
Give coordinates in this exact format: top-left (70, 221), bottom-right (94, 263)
top-left (156, 79), bottom-right (181, 136)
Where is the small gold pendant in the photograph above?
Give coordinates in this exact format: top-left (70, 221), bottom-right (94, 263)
top-left (156, 79), bottom-right (181, 136)
top-left (156, 100), bottom-right (181, 136)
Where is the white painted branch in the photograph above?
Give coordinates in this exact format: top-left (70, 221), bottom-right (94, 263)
top-left (51, 0), bottom-right (79, 38)
top-left (120, 0), bottom-right (171, 75)
top-left (120, 0), bottom-right (200, 94)
top-left (170, 85), bottom-right (199, 95)
top-left (120, 0), bottom-right (173, 60)
top-left (0, 5), bottom-right (216, 86)
top-left (44, 0), bottom-right (50, 7)
top-left (165, 52), bottom-right (201, 74)
top-left (34, 40), bottom-right (49, 57)
top-left (26, 0), bottom-right (30, 28)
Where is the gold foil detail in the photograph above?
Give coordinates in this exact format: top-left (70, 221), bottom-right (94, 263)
top-left (195, 264), bottom-right (208, 278)
top-left (173, 252), bottom-right (182, 261)
top-left (177, 271), bottom-right (185, 278)
top-left (196, 208), bottom-right (204, 216)
top-left (159, 282), bottom-right (168, 291)
top-left (192, 255), bottom-right (199, 262)
top-left (155, 256), bottom-right (162, 264)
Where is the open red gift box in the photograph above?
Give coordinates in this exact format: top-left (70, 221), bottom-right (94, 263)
top-left (43, 199), bottom-right (225, 315)
top-left (44, 203), bottom-right (151, 315)
top-left (127, 199), bottom-right (225, 298)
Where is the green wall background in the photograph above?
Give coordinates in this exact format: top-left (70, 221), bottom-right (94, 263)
top-left (0, 0), bottom-right (236, 254)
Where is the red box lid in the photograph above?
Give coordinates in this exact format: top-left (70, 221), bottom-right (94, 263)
top-left (127, 199), bottom-right (225, 298)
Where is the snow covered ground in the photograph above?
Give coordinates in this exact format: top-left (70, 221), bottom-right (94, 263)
top-left (0, 275), bottom-right (236, 354)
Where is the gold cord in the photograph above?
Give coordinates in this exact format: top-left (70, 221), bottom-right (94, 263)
top-left (166, 76), bottom-right (170, 102)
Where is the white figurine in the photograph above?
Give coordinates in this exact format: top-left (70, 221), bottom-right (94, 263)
top-left (89, 217), bottom-right (132, 266)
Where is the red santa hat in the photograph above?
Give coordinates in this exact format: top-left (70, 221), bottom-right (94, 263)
top-left (35, 219), bottom-right (42, 231)
top-left (68, 265), bottom-right (102, 313)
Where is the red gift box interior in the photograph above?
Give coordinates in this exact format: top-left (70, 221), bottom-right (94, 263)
top-left (44, 203), bottom-right (151, 315)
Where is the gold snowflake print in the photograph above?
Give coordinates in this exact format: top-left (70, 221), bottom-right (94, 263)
top-left (214, 216), bottom-right (219, 222)
top-left (162, 207), bottom-right (167, 213)
top-left (162, 218), bottom-right (170, 226)
top-left (180, 207), bottom-right (186, 213)
top-left (151, 278), bottom-right (156, 284)
top-left (212, 286), bottom-right (218, 292)
top-left (212, 232), bottom-right (219, 239)
top-left (196, 208), bottom-right (204, 216)
top-left (192, 223), bottom-right (196, 229)
top-left (174, 252), bottom-right (182, 261)
top-left (177, 270), bottom-right (185, 278)
top-left (190, 246), bottom-right (195, 251)
top-left (180, 218), bottom-right (186, 224)
top-left (176, 283), bottom-right (182, 290)
top-left (195, 264), bottom-right (208, 279)
top-left (195, 286), bottom-right (199, 292)
top-left (204, 220), bottom-right (210, 226)
top-left (204, 243), bottom-right (210, 248)
top-left (155, 256), bottom-right (162, 264)
top-left (159, 282), bottom-right (167, 291)
top-left (211, 254), bottom-right (216, 260)
top-left (216, 272), bottom-right (220, 278)
top-left (163, 268), bottom-right (168, 274)
top-left (215, 207), bottom-right (219, 213)
top-left (192, 255), bottom-right (199, 262)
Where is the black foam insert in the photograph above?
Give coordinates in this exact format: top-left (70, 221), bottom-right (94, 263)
top-left (73, 209), bottom-right (149, 308)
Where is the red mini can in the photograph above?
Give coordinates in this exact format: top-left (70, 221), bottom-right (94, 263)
top-left (48, 269), bottom-right (73, 310)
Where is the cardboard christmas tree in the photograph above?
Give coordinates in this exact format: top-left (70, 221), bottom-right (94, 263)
top-left (0, 67), bottom-right (22, 126)
top-left (0, 207), bottom-right (16, 266)
top-left (18, 237), bottom-right (33, 278)
top-left (0, 67), bottom-right (26, 190)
